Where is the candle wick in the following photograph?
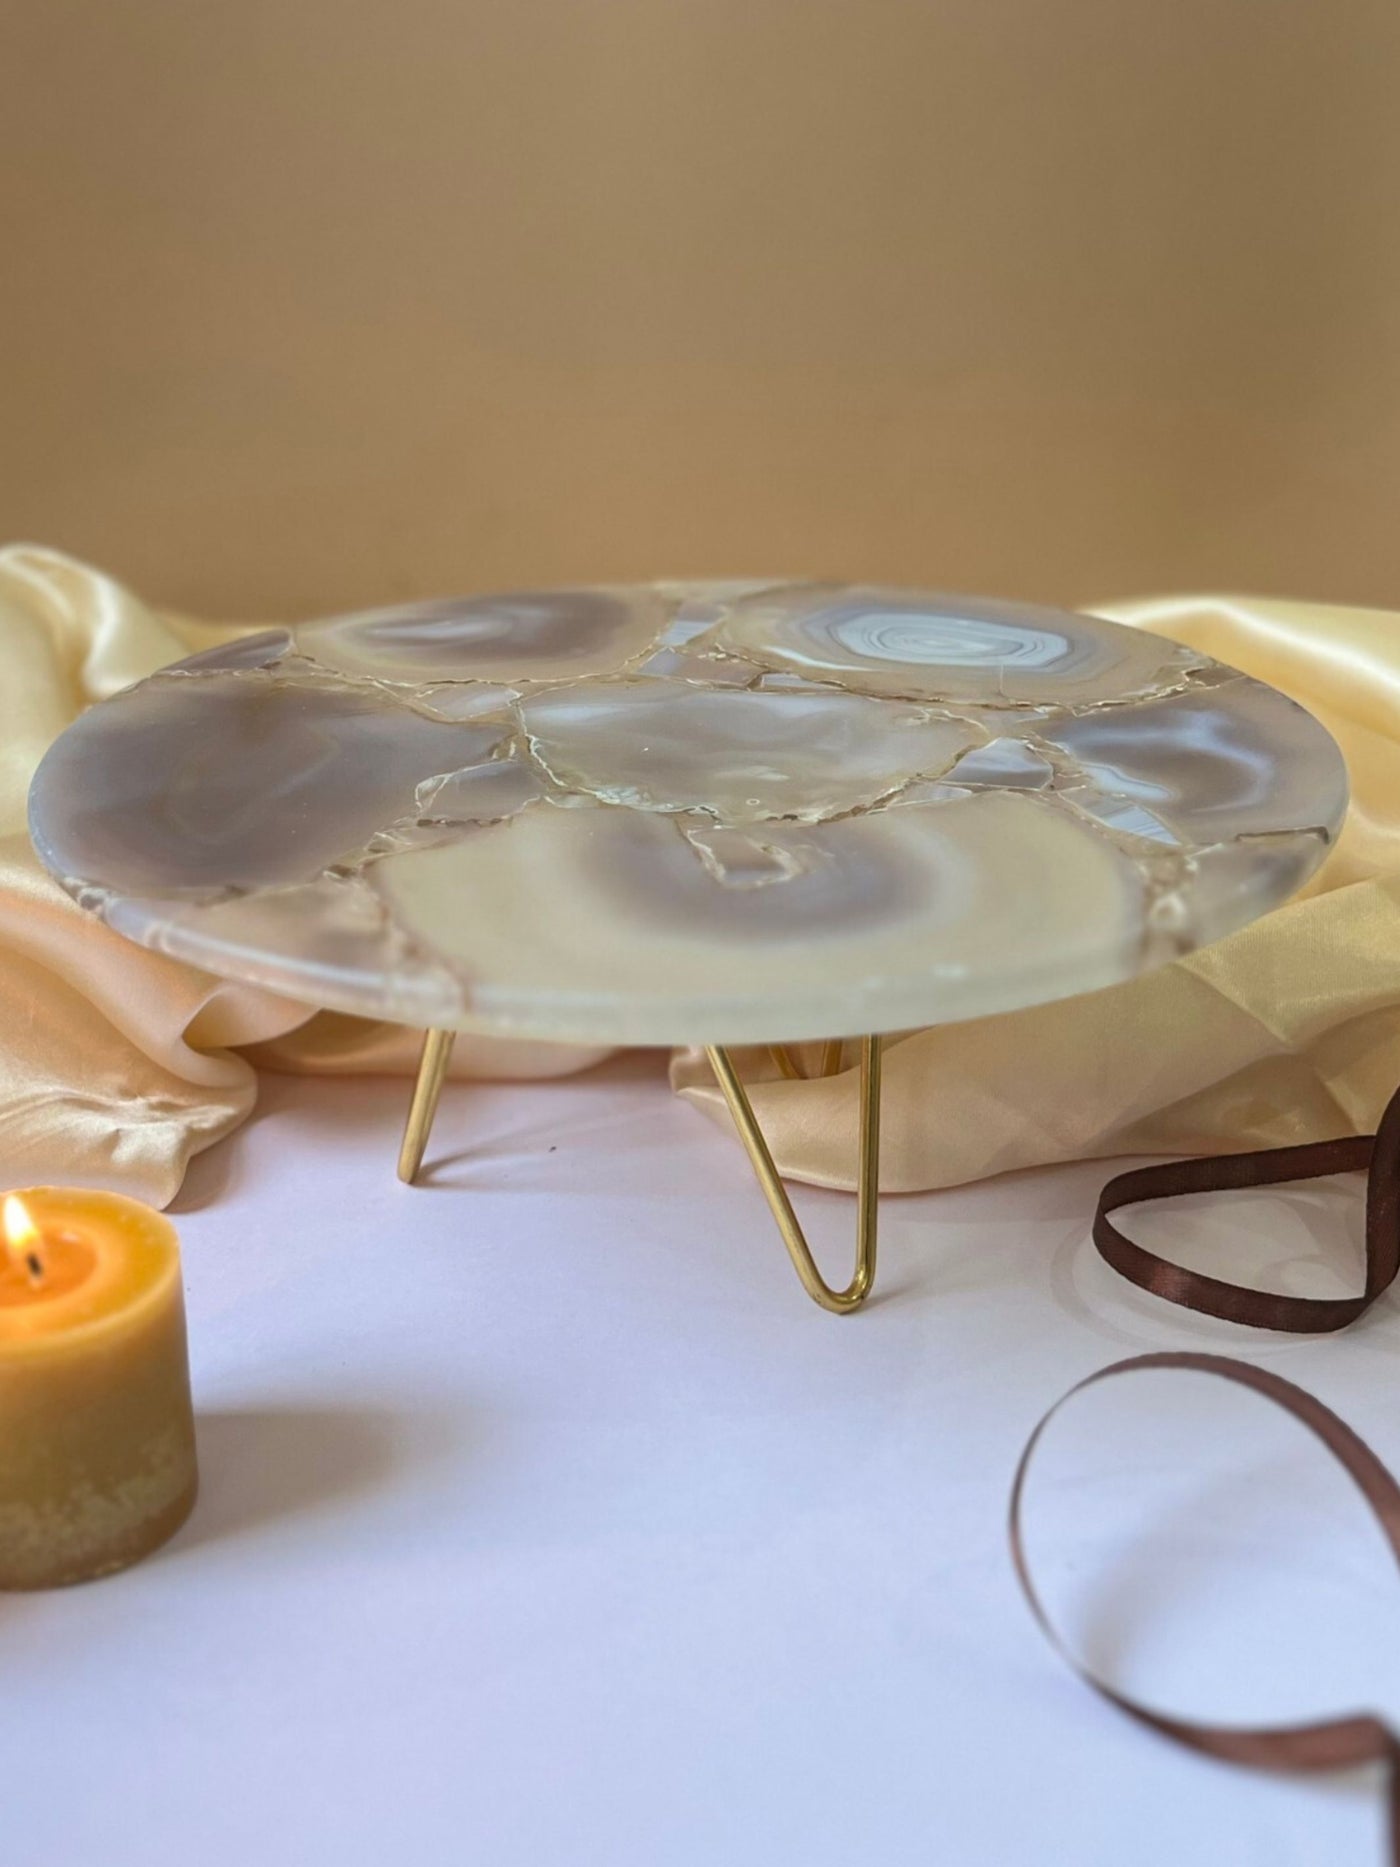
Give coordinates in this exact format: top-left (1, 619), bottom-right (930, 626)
top-left (24, 1251), bottom-right (43, 1284)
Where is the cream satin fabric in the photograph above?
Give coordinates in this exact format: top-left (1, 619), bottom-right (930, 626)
top-left (3, 545), bottom-right (1398, 1206)
top-left (0, 546), bottom-right (607, 1206)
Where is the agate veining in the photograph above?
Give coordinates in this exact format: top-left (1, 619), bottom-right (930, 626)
top-left (29, 582), bottom-right (1348, 1044)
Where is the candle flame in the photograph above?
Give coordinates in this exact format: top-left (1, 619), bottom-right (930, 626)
top-left (3, 1194), bottom-right (43, 1276)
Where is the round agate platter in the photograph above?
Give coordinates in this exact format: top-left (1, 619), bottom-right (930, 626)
top-left (29, 582), bottom-right (1348, 1045)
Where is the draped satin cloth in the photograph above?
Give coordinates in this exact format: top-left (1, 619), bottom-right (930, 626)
top-left (2, 544), bottom-right (1398, 1207)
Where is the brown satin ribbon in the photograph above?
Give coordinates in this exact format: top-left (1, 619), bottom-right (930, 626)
top-left (1093, 1082), bottom-right (1400, 1332)
top-left (1010, 1353), bottom-right (1400, 1860)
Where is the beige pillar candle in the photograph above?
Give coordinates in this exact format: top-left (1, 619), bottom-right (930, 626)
top-left (0, 1187), bottom-right (198, 1589)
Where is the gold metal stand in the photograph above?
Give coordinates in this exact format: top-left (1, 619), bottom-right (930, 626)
top-left (397, 1026), bottom-right (883, 1314)
top-left (398, 1028), bottom-right (457, 1183)
top-left (707, 1036), bottom-right (882, 1314)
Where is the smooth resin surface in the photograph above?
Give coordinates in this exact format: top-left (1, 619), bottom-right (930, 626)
top-left (29, 583), bottom-right (1348, 1043)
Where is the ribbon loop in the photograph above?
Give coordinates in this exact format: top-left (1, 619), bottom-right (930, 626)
top-left (1093, 1082), bottom-right (1400, 1332)
top-left (1011, 1354), bottom-right (1400, 1860)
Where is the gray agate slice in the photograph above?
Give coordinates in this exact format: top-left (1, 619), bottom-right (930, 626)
top-left (713, 585), bottom-right (1209, 706)
top-left (28, 582), bottom-right (1348, 1044)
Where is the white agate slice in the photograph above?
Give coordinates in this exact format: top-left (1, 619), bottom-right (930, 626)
top-left (370, 793), bottom-right (1147, 1044)
top-left (628, 647), bottom-right (759, 685)
top-left (712, 585), bottom-right (1204, 706)
top-left (518, 683), bottom-right (978, 822)
top-left (947, 737), bottom-right (1055, 789)
top-left (406, 682), bottom-right (520, 723)
top-left (649, 579), bottom-right (799, 645)
top-left (1063, 792), bottom-right (1184, 846)
top-left (414, 760), bottom-right (544, 824)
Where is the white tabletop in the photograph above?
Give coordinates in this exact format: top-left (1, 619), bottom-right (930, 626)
top-left (4, 1056), bottom-right (1395, 1865)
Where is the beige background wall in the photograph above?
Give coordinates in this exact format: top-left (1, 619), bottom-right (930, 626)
top-left (3, 0), bottom-right (1399, 622)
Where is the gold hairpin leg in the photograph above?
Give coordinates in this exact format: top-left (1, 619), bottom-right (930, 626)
top-left (706, 1036), bottom-right (882, 1314)
top-left (398, 1028), bottom-right (457, 1183)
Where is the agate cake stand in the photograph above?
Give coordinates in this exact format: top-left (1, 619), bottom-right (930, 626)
top-left (29, 583), bottom-right (1349, 1313)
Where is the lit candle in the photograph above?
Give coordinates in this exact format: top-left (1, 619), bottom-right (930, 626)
top-left (0, 1188), bottom-right (198, 1589)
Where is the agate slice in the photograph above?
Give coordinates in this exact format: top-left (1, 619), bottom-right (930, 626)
top-left (518, 684), bottom-right (978, 822)
top-left (711, 585), bottom-right (1206, 706)
top-left (28, 581), bottom-right (1348, 1044)
top-left (295, 586), bottom-right (671, 685)
top-left (1037, 680), bottom-right (1349, 846)
top-left (30, 675), bottom-right (506, 896)
top-left (371, 793), bottom-right (1147, 1042)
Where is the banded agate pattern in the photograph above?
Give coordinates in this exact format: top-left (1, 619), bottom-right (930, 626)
top-left (28, 583), bottom-right (1347, 1044)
